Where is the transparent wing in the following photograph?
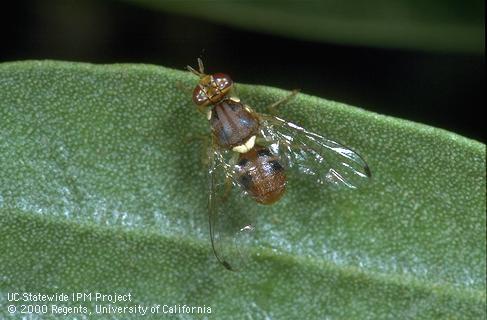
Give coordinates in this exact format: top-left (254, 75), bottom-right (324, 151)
top-left (258, 114), bottom-right (371, 189)
top-left (208, 140), bottom-right (256, 271)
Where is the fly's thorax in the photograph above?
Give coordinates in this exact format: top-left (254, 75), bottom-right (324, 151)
top-left (209, 98), bottom-right (260, 149)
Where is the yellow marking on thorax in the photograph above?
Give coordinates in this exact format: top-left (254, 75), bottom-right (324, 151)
top-left (232, 135), bottom-right (256, 153)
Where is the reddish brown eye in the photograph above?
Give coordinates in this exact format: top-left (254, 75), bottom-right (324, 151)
top-left (192, 86), bottom-right (208, 106)
top-left (212, 73), bottom-right (233, 91)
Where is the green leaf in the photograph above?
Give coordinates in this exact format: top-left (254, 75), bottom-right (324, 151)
top-left (0, 60), bottom-right (485, 319)
top-left (121, 0), bottom-right (484, 53)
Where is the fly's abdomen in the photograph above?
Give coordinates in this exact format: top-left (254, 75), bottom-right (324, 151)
top-left (210, 99), bottom-right (259, 149)
top-left (236, 147), bottom-right (286, 205)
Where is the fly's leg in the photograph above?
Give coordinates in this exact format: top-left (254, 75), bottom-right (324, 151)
top-left (266, 89), bottom-right (299, 115)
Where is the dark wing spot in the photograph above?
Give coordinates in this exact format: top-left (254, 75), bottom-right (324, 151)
top-left (237, 158), bottom-right (249, 167)
top-left (269, 160), bottom-right (284, 172)
top-left (257, 149), bottom-right (272, 158)
top-left (239, 173), bottom-right (253, 190)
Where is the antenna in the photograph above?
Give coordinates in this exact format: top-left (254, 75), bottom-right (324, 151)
top-left (186, 58), bottom-right (206, 78)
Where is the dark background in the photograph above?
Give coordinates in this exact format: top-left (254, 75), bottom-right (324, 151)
top-left (1, 0), bottom-right (485, 141)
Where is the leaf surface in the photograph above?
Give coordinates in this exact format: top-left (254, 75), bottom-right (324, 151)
top-left (0, 61), bottom-right (485, 319)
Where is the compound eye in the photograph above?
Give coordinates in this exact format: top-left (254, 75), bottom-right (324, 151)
top-left (212, 73), bottom-right (233, 91)
top-left (192, 86), bottom-right (208, 106)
